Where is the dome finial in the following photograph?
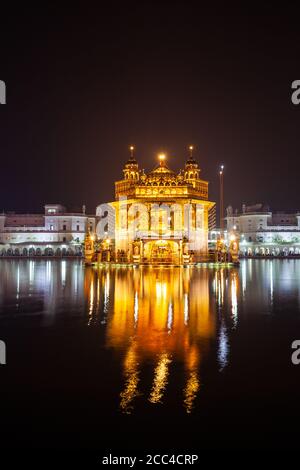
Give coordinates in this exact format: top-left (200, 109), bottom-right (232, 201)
top-left (189, 145), bottom-right (194, 158)
top-left (129, 145), bottom-right (135, 159)
top-left (158, 153), bottom-right (166, 166)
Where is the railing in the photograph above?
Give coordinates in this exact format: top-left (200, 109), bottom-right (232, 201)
top-left (135, 230), bottom-right (187, 239)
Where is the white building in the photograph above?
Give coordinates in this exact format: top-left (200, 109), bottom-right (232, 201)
top-left (226, 203), bottom-right (300, 256)
top-left (0, 204), bottom-right (96, 257)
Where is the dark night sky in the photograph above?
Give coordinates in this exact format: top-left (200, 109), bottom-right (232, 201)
top-left (0, 5), bottom-right (300, 214)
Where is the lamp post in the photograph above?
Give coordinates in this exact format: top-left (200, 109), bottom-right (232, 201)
top-left (219, 165), bottom-right (224, 232)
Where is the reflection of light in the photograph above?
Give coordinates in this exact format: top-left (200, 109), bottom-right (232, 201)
top-left (29, 260), bottom-right (35, 286)
top-left (270, 262), bottom-right (273, 306)
top-left (248, 258), bottom-right (253, 280)
top-left (149, 353), bottom-right (171, 404)
top-left (46, 260), bottom-right (51, 285)
top-left (167, 301), bottom-right (173, 332)
top-left (16, 265), bottom-right (20, 300)
top-left (183, 346), bottom-right (200, 414)
top-left (218, 320), bottom-right (229, 371)
top-left (104, 271), bottom-right (110, 313)
top-left (97, 276), bottom-right (100, 305)
top-left (120, 344), bottom-right (139, 414)
top-left (134, 291), bottom-right (139, 326)
top-left (184, 371), bottom-right (199, 414)
top-left (231, 274), bottom-right (238, 327)
top-left (88, 277), bottom-right (94, 318)
top-left (215, 269), bottom-right (224, 306)
top-left (184, 293), bottom-right (189, 325)
top-left (103, 266), bottom-right (215, 415)
top-left (156, 281), bottom-right (167, 298)
top-left (61, 260), bottom-right (66, 286)
top-left (242, 260), bottom-right (246, 297)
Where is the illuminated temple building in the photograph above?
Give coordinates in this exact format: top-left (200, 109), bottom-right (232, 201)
top-left (109, 148), bottom-right (215, 265)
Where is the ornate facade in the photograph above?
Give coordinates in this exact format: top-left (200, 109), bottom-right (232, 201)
top-left (110, 149), bottom-right (215, 264)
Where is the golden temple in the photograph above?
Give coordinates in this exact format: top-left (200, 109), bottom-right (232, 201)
top-left (109, 147), bottom-right (215, 265)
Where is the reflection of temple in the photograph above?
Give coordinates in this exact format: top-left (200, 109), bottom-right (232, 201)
top-left (110, 149), bottom-right (215, 265)
top-left (84, 265), bottom-right (242, 413)
top-left (109, 267), bottom-right (215, 413)
top-left (84, 265), bottom-right (217, 414)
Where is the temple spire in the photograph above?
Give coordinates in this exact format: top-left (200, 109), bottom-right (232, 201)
top-left (129, 145), bottom-right (135, 159)
top-left (123, 145), bottom-right (139, 180)
top-left (158, 153), bottom-right (166, 167)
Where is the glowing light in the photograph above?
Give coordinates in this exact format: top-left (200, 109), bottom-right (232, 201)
top-left (149, 353), bottom-right (171, 404)
top-left (230, 234), bottom-right (236, 242)
top-left (134, 291), bottom-right (139, 326)
top-left (231, 274), bottom-right (238, 327)
top-left (88, 277), bottom-right (94, 318)
top-left (120, 345), bottom-right (140, 414)
top-left (183, 371), bottom-right (200, 414)
top-left (92, 265), bottom-right (215, 414)
top-left (167, 301), bottom-right (173, 332)
top-left (129, 145), bottom-right (135, 159)
top-left (184, 293), bottom-right (189, 325)
top-left (158, 153), bottom-right (166, 161)
top-left (61, 260), bottom-right (66, 287)
top-left (218, 320), bottom-right (229, 371)
top-left (29, 260), bottom-right (35, 286)
top-left (189, 145), bottom-right (194, 151)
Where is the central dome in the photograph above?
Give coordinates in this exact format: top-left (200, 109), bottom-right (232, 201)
top-left (149, 164), bottom-right (175, 176)
top-left (149, 155), bottom-right (175, 177)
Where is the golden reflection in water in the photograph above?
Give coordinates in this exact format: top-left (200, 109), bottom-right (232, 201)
top-left (183, 345), bottom-right (200, 414)
top-left (120, 342), bottom-right (140, 414)
top-left (113, 267), bottom-right (213, 414)
top-left (149, 352), bottom-right (172, 404)
top-left (84, 266), bottom-right (238, 414)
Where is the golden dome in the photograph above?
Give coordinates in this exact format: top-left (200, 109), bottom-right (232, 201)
top-left (149, 156), bottom-right (175, 177)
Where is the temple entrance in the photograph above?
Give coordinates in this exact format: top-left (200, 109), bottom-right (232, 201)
top-left (144, 240), bottom-right (179, 264)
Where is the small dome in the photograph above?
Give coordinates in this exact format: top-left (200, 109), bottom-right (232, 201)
top-left (126, 157), bottom-right (137, 165)
top-left (185, 157), bottom-right (197, 166)
top-left (125, 156), bottom-right (138, 166)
